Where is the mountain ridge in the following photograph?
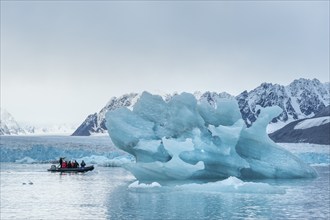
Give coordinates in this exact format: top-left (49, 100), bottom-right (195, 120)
top-left (71, 78), bottom-right (329, 137)
top-left (269, 106), bottom-right (330, 145)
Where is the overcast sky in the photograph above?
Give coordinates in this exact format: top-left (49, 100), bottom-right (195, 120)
top-left (1, 1), bottom-right (329, 126)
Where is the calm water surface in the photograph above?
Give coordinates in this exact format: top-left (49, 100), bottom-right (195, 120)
top-left (1, 163), bottom-right (329, 220)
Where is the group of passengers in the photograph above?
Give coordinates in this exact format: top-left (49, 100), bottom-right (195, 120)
top-left (59, 157), bottom-right (86, 168)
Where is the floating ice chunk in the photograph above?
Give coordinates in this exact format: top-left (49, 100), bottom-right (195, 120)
top-left (175, 176), bottom-right (285, 194)
top-left (78, 155), bottom-right (134, 167)
top-left (128, 181), bottom-right (161, 188)
top-left (15, 157), bottom-right (36, 164)
top-left (99, 158), bottom-right (134, 167)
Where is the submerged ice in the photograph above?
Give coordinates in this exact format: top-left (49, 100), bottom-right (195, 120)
top-left (128, 177), bottom-right (285, 194)
top-left (106, 92), bottom-right (317, 181)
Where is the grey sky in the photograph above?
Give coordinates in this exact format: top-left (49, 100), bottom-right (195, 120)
top-left (1, 1), bottom-right (329, 125)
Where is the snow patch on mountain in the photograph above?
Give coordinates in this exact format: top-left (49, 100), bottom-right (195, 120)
top-left (294, 116), bottom-right (330, 130)
top-left (0, 108), bottom-right (25, 135)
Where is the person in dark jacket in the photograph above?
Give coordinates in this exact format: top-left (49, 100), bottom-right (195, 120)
top-left (81, 160), bottom-right (86, 168)
top-left (59, 157), bottom-right (63, 168)
top-left (74, 160), bottom-right (79, 168)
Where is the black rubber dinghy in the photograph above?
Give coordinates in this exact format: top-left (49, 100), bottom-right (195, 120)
top-left (47, 165), bottom-right (94, 173)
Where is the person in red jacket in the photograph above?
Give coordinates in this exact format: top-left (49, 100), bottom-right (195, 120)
top-left (62, 161), bottom-right (67, 168)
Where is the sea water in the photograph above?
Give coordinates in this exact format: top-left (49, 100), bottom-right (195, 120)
top-left (0, 136), bottom-right (329, 220)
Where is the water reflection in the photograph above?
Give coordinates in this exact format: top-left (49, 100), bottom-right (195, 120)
top-left (106, 181), bottom-right (279, 219)
top-left (1, 164), bottom-right (329, 220)
top-left (105, 166), bottom-right (329, 220)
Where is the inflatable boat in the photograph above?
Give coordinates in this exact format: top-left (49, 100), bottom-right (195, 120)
top-left (47, 165), bottom-right (94, 173)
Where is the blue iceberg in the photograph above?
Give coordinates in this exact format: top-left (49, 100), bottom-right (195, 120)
top-left (106, 92), bottom-right (317, 181)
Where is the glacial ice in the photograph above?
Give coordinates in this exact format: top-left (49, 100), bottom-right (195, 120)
top-left (174, 177), bottom-right (286, 194)
top-left (106, 91), bottom-right (317, 180)
top-left (128, 181), bottom-right (162, 188)
top-left (128, 177), bottom-right (285, 194)
top-left (0, 136), bottom-right (134, 167)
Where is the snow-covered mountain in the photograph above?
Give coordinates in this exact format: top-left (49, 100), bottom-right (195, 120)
top-left (72, 93), bottom-right (139, 136)
top-left (22, 124), bottom-right (77, 135)
top-left (269, 105), bottom-right (330, 145)
top-left (72, 78), bottom-right (329, 136)
top-left (237, 78), bottom-right (329, 129)
top-left (0, 108), bottom-right (25, 135)
top-left (0, 108), bottom-right (76, 135)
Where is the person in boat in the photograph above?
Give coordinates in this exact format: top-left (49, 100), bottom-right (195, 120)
top-left (81, 160), bottom-right (86, 168)
top-left (74, 160), bottom-right (79, 168)
top-left (59, 157), bottom-right (63, 168)
top-left (67, 161), bottom-right (72, 168)
top-left (62, 160), bottom-right (68, 168)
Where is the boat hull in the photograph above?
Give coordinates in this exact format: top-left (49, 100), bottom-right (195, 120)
top-left (47, 165), bottom-right (94, 173)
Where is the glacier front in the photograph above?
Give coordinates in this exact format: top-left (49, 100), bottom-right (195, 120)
top-left (106, 92), bottom-right (317, 181)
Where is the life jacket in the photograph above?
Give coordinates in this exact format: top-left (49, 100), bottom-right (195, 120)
top-left (62, 162), bottom-right (67, 168)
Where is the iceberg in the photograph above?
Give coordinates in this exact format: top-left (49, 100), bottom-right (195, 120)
top-left (106, 92), bottom-right (317, 181)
